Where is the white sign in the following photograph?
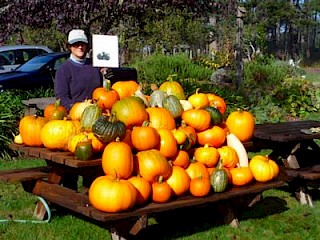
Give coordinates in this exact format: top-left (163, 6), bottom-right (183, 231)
top-left (92, 35), bottom-right (119, 68)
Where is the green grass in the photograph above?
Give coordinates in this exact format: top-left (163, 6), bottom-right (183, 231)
top-left (1, 158), bottom-right (320, 240)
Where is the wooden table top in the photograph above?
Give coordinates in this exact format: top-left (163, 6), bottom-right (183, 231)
top-left (9, 143), bottom-right (102, 168)
top-left (254, 120), bottom-right (320, 142)
top-left (22, 97), bottom-right (56, 110)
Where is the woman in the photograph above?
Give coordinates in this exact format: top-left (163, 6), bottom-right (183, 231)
top-left (54, 29), bottom-right (103, 190)
top-left (55, 29), bottom-right (103, 111)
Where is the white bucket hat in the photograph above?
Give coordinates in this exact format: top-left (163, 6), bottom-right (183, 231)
top-left (68, 29), bottom-right (88, 44)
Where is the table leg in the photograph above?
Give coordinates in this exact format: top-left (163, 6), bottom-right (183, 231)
top-left (33, 170), bottom-right (64, 220)
top-left (283, 143), bottom-right (301, 169)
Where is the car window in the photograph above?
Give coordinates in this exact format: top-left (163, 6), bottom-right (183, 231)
top-left (17, 55), bottom-right (53, 72)
top-left (0, 55), bottom-right (10, 65)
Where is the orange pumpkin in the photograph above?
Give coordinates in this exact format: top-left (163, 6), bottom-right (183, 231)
top-left (87, 132), bottom-right (106, 153)
top-left (178, 121), bottom-right (197, 148)
top-left (111, 80), bottom-right (139, 99)
top-left (151, 177), bottom-right (172, 203)
top-left (249, 155), bottom-right (279, 182)
top-left (186, 161), bottom-right (210, 179)
top-left (69, 99), bottom-right (93, 121)
top-left (194, 144), bottom-right (220, 168)
top-left (40, 119), bottom-right (81, 150)
top-left (188, 88), bottom-right (209, 109)
top-left (217, 146), bottom-right (239, 169)
top-left (189, 176), bottom-right (211, 197)
top-left (156, 128), bottom-right (178, 158)
top-left (146, 107), bottom-right (176, 130)
top-left (111, 96), bottom-right (149, 129)
top-left (19, 115), bottom-right (48, 147)
top-left (67, 131), bottom-right (88, 153)
top-left (229, 167), bottom-right (254, 186)
top-left (171, 128), bottom-right (187, 145)
top-left (170, 150), bottom-right (190, 169)
top-left (206, 93), bottom-right (227, 115)
top-left (136, 149), bottom-right (172, 183)
top-left (102, 140), bottom-right (133, 179)
top-left (197, 125), bottom-right (226, 147)
top-left (92, 79), bottom-right (119, 110)
top-left (181, 109), bottom-right (211, 131)
top-left (43, 99), bottom-right (68, 120)
top-left (89, 175), bottom-right (137, 213)
top-left (131, 122), bottom-right (160, 151)
top-left (226, 109), bottom-right (255, 142)
top-left (128, 175), bottom-right (152, 205)
top-left (166, 166), bottom-right (191, 196)
top-left (159, 75), bottom-right (186, 100)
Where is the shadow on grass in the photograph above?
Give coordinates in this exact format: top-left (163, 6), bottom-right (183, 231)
top-left (135, 196), bottom-right (288, 240)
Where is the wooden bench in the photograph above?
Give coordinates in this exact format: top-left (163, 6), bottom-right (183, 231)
top-left (31, 179), bottom-right (285, 240)
top-left (279, 165), bottom-right (320, 206)
top-left (0, 166), bottom-right (51, 192)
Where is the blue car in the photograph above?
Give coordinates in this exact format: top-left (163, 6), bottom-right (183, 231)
top-left (0, 52), bottom-right (69, 91)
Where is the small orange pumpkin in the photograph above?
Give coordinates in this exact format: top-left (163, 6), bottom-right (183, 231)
top-left (92, 79), bottom-right (119, 110)
top-left (194, 144), bottom-right (220, 168)
top-left (186, 161), bottom-right (210, 179)
top-left (229, 167), bottom-right (254, 186)
top-left (102, 139), bottom-right (133, 179)
top-left (146, 107), bottom-right (176, 130)
top-left (189, 176), bottom-right (211, 197)
top-left (166, 166), bottom-right (191, 196)
top-left (217, 146), bottom-right (239, 169)
top-left (170, 150), bottom-right (190, 169)
top-left (151, 177), bottom-right (172, 203)
top-left (128, 175), bottom-right (152, 205)
top-left (43, 99), bottom-right (68, 120)
top-left (197, 125), bottom-right (226, 147)
top-left (188, 88), bottom-right (209, 109)
top-left (156, 128), bottom-right (178, 159)
top-left (181, 109), bottom-right (211, 131)
top-left (206, 93), bottom-right (227, 115)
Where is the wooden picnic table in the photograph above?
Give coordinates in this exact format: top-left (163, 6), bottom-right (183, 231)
top-left (2, 143), bottom-right (285, 240)
top-left (253, 120), bottom-right (320, 206)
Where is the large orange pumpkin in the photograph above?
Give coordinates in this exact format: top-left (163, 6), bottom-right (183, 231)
top-left (102, 140), bottom-right (133, 179)
top-left (131, 122), bottom-right (160, 151)
top-left (111, 96), bottom-right (148, 129)
top-left (136, 149), bottom-right (172, 183)
top-left (146, 107), bottom-right (176, 130)
top-left (226, 109), bottom-right (255, 142)
top-left (40, 119), bottom-right (81, 150)
top-left (19, 115), bottom-right (48, 147)
top-left (89, 175), bottom-right (137, 213)
top-left (111, 80), bottom-right (139, 99)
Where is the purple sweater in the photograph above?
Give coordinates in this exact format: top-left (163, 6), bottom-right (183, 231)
top-left (55, 59), bottom-right (102, 110)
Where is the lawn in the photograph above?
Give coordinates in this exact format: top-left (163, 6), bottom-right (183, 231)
top-left (1, 157), bottom-right (320, 240)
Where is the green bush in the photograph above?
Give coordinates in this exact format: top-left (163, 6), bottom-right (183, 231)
top-left (131, 53), bottom-right (213, 88)
top-left (0, 88), bottom-right (54, 159)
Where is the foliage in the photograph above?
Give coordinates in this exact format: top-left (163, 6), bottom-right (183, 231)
top-left (242, 56), bottom-right (320, 122)
top-left (130, 53), bottom-right (213, 91)
top-left (0, 88), bottom-right (54, 159)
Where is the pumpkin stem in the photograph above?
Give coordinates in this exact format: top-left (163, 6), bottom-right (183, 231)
top-left (216, 159), bottom-right (223, 169)
top-left (103, 79), bottom-right (111, 91)
top-left (158, 175), bottom-right (164, 183)
top-left (54, 99), bottom-right (62, 109)
top-left (166, 74), bottom-right (178, 82)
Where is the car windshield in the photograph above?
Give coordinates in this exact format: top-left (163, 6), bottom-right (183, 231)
top-left (15, 55), bottom-right (53, 72)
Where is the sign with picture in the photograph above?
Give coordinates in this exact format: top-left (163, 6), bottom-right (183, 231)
top-left (92, 34), bottom-right (119, 68)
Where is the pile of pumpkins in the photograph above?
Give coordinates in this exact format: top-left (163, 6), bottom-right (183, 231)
top-left (15, 77), bottom-right (280, 213)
